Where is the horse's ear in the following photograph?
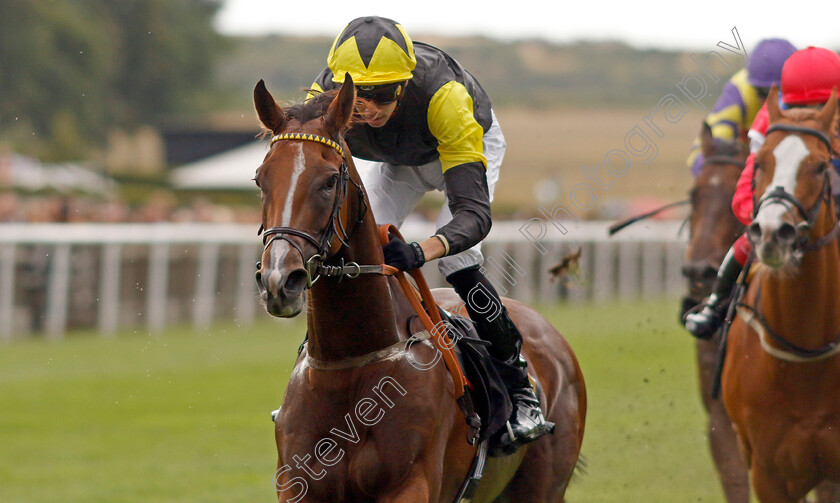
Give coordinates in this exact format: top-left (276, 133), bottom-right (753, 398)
top-left (816, 87), bottom-right (838, 133)
top-left (254, 80), bottom-right (286, 133)
top-left (700, 122), bottom-right (714, 157)
top-left (324, 73), bottom-right (356, 134)
top-left (766, 85), bottom-right (782, 123)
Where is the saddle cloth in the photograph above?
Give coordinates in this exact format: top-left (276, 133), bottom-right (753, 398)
top-left (410, 309), bottom-right (514, 443)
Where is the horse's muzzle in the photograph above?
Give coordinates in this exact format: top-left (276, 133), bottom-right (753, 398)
top-left (681, 260), bottom-right (718, 294)
top-left (256, 265), bottom-right (308, 317)
top-left (747, 219), bottom-right (799, 269)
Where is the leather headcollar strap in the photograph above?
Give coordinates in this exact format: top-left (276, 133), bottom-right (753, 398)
top-left (765, 124), bottom-right (833, 153)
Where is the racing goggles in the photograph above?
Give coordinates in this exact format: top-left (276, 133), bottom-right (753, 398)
top-left (357, 83), bottom-right (403, 105)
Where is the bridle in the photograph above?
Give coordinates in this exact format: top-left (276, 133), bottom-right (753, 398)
top-left (751, 123), bottom-right (838, 251)
top-left (684, 152), bottom-right (747, 241)
top-left (258, 132), bottom-right (368, 288)
top-left (701, 152), bottom-right (747, 171)
top-left (734, 123), bottom-right (840, 362)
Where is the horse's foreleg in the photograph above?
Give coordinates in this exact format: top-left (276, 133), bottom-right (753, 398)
top-left (752, 466), bottom-right (803, 503)
top-left (697, 339), bottom-right (750, 503)
top-left (708, 408), bottom-right (750, 503)
top-left (377, 463), bottom-right (436, 503)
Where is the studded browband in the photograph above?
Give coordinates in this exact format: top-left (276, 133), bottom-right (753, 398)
top-left (270, 133), bottom-right (344, 157)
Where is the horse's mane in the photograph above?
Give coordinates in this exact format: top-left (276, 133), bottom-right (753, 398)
top-left (780, 106), bottom-right (825, 125)
top-left (260, 90), bottom-right (378, 137)
top-left (711, 136), bottom-right (748, 158)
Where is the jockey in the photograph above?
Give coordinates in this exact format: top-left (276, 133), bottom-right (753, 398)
top-left (308, 16), bottom-right (550, 453)
top-left (686, 38), bottom-right (796, 175)
top-left (686, 46), bottom-right (840, 339)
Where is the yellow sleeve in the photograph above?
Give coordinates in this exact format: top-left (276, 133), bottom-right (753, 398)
top-left (427, 81), bottom-right (487, 173)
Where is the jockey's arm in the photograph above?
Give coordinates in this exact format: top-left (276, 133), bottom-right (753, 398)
top-left (686, 70), bottom-right (758, 174)
top-left (432, 163), bottom-right (492, 257)
top-left (732, 153), bottom-right (755, 225)
top-left (426, 82), bottom-right (492, 258)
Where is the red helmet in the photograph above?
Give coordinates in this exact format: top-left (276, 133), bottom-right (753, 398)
top-left (781, 46), bottom-right (840, 105)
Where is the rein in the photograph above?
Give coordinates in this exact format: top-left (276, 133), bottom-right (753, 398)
top-left (736, 279), bottom-right (840, 362)
top-left (261, 131), bottom-right (479, 447)
top-left (259, 132), bottom-right (469, 399)
top-left (738, 122), bottom-right (840, 361)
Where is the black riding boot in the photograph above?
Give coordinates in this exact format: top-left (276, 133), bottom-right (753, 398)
top-left (447, 266), bottom-right (551, 454)
top-left (684, 247), bottom-right (743, 339)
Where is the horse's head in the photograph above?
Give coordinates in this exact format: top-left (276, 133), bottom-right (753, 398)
top-left (748, 86), bottom-right (838, 269)
top-left (683, 123), bottom-right (748, 298)
top-left (252, 76), bottom-right (362, 317)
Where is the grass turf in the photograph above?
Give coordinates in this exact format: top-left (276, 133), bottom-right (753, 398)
top-left (0, 298), bottom-right (722, 502)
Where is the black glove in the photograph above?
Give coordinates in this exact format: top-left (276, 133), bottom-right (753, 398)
top-left (382, 235), bottom-right (425, 271)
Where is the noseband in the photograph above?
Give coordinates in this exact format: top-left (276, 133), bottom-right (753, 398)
top-left (258, 132), bottom-right (366, 287)
top-left (752, 123), bottom-right (838, 250)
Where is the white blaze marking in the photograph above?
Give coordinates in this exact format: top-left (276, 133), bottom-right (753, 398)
top-left (268, 143), bottom-right (305, 291)
top-left (708, 174), bottom-right (721, 187)
top-left (281, 143), bottom-right (306, 226)
top-left (755, 136), bottom-right (810, 229)
top-left (268, 240), bottom-right (289, 291)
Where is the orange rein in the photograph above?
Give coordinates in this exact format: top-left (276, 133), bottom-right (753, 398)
top-left (378, 224), bottom-right (468, 398)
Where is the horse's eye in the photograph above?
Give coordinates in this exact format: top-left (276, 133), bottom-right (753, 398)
top-left (323, 174), bottom-right (338, 191)
top-left (816, 162), bottom-right (828, 174)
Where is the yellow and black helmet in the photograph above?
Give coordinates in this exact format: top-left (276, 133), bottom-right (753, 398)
top-left (327, 16), bottom-right (416, 85)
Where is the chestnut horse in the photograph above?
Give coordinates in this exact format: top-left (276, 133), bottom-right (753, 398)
top-left (253, 77), bottom-right (586, 502)
top-left (722, 88), bottom-right (840, 502)
top-left (681, 122), bottom-right (749, 503)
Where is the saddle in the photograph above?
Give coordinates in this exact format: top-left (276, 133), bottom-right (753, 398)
top-left (406, 309), bottom-right (513, 444)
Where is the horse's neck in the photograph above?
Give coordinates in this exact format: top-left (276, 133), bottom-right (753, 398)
top-left (759, 216), bottom-right (840, 343)
top-left (305, 216), bottom-right (401, 361)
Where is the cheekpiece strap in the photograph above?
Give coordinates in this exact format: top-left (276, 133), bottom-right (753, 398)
top-left (270, 132), bottom-right (344, 157)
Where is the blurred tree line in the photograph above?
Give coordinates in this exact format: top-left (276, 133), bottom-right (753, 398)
top-left (219, 36), bottom-right (735, 113)
top-left (0, 2), bottom-right (759, 165)
top-left (0, 0), bottom-right (225, 161)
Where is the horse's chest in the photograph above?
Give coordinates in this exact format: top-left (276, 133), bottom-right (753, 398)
top-left (280, 434), bottom-right (416, 501)
top-left (276, 371), bottom-right (425, 501)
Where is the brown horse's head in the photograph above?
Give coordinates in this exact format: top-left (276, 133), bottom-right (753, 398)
top-left (683, 123), bottom-right (748, 305)
top-left (748, 86), bottom-right (838, 269)
top-left (252, 76), bottom-right (359, 317)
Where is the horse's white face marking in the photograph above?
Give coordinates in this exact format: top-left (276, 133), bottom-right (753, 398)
top-left (754, 136), bottom-right (810, 229)
top-left (707, 174), bottom-right (722, 187)
top-left (281, 143), bottom-right (306, 227)
top-left (268, 241), bottom-right (290, 291)
top-left (267, 143), bottom-right (306, 291)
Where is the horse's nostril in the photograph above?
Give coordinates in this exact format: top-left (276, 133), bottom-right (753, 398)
top-left (701, 266), bottom-right (717, 282)
top-left (681, 262), bottom-right (717, 283)
top-left (283, 269), bottom-right (308, 297)
top-left (747, 222), bottom-right (762, 242)
top-left (255, 269), bottom-right (267, 296)
top-left (777, 222), bottom-right (797, 244)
